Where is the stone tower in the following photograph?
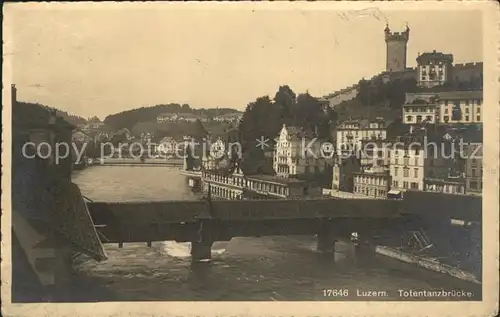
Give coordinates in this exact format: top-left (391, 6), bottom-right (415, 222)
top-left (385, 24), bottom-right (410, 72)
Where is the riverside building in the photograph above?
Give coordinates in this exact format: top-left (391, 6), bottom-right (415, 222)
top-left (273, 124), bottom-right (332, 179)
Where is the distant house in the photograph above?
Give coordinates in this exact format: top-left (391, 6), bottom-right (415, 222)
top-left (177, 113), bottom-right (198, 123)
top-left (157, 136), bottom-right (178, 156)
top-left (157, 113), bottom-right (177, 123)
top-left (157, 112), bottom-right (200, 123)
top-left (212, 112), bottom-right (243, 123)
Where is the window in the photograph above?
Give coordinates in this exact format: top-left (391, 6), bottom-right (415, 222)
top-left (477, 107), bottom-right (481, 114)
top-left (444, 108), bottom-right (449, 114)
top-left (416, 115), bottom-right (422, 123)
top-left (444, 116), bottom-right (449, 123)
top-left (403, 181), bottom-right (408, 189)
top-left (395, 157), bottom-right (399, 165)
top-left (469, 181), bottom-right (478, 190)
top-left (414, 168), bottom-right (419, 178)
top-left (471, 158), bottom-right (477, 166)
top-left (411, 182), bottom-right (418, 189)
top-left (472, 168), bottom-right (477, 177)
top-left (426, 115), bottom-right (432, 122)
top-left (393, 180), bottom-right (398, 187)
top-left (414, 157), bottom-right (418, 165)
top-left (465, 116), bottom-right (470, 121)
top-left (394, 167), bottom-right (399, 176)
top-left (477, 115), bottom-right (481, 121)
top-left (465, 108), bottom-right (470, 114)
top-left (404, 157), bottom-right (409, 166)
top-left (403, 168), bottom-right (409, 177)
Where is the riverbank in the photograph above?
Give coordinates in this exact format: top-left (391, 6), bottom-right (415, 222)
top-left (73, 158), bottom-right (184, 171)
top-left (374, 245), bottom-right (481, 284)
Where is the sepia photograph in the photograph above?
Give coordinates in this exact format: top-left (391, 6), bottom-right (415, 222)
top-left (2, 1), bottom-right (499, 316)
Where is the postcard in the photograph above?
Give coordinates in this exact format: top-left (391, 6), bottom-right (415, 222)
top-left (2, 1), bottom-right (499, 316)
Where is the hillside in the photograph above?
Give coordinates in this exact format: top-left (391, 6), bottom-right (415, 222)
top-left (334, 98), bottom-right (402, 122)
top-left (334, 74), bottom-right (483, 124)
top-left (103, 103), bottom-right (240, 131)
top-left (131, 120), bottom-right (235, 141)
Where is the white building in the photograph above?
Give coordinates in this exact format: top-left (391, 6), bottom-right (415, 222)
top-left (157, 112), bottom-right (200, 123)
top-left (273, 124), bottom-right (331, 178)
top-left (402, 100), bottom-right (439, 125)
top-left (424, 178), bottom-right (465, 195)
top-left (177, 113), bottom-right (199, 123)
top-left (336, 119), bottom-right (388, 155)
top-left (353, 167), bottom-right (391, 199)
top-left (157, 136), bottom-right (179, 157)
top-left (157, 113), bottom-right (177, 123)
top-left (437, 91), bottom-right (483, 124)
top-left (389, 138), bottom-right (455, 193)
top-left (212, 112), bottom-right (243, 123)
top-left (416, 50), bottom-right (454, 88)
top-left (389, 142), bottom-right (425, 191)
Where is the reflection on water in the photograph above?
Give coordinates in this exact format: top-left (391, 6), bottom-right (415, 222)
top-left (71, 166), bottom-right (481, 301)
top-left (73, 166), bottom-right (198, 201)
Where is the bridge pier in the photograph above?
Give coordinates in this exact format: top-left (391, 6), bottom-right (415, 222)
top-left (317, 222), bottom-right (336, 253)
top-left (190, 240), bottom-right (213, 261)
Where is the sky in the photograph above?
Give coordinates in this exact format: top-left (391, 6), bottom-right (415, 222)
top-left (7, 4), bottom-right (482, 119)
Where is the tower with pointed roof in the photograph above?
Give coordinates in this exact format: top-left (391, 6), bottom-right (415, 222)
top-left (385, 24), bottom-right (410, 72)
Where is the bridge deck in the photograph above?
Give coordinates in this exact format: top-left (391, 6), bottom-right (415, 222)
top-left (87, 198), bottom-right (402, 225)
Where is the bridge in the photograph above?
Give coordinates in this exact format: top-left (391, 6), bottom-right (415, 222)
top-left (98, 158), bottom-right (184, 167)
top-left (86, 191), bottom-right (481, 260)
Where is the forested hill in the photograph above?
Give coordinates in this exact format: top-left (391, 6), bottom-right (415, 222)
top-left (54, 108), bottom-right (87, 126)
top-left (103, 103), bottom-right (239, 131)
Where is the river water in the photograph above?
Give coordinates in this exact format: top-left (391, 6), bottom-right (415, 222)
top-left (71, 166), bottom-right (481, 301)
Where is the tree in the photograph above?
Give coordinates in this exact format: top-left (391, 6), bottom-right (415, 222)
top-left (274, 85), bottom-right (296, 125)
top-left (357, 79), bottom-right (371, 106)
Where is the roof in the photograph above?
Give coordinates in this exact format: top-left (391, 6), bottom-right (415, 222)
top-left (416, 51), bottom-right (454, 64)
top-left (437, 90), bottom-right (483, 100)
top-left (246, 174), bottom-right (307, 185)
top-left (284, 125), bottom-right (316, 139)
top-left (338, 119), bottom-right (390, 129)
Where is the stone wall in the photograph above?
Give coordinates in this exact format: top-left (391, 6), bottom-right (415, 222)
top-left (452, 62), bottom-right (483, 82)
